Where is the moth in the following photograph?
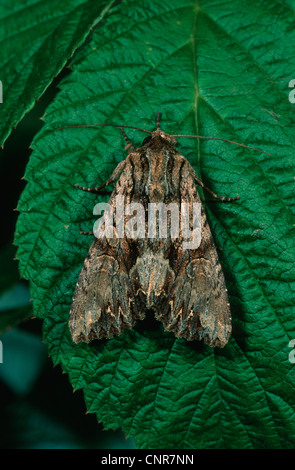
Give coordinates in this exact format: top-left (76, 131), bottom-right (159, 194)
top-left (67, 113), bottom-right (268, 348)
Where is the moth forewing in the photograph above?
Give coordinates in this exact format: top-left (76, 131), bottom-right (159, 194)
top-left (69, 123), bottom-right (238, 347)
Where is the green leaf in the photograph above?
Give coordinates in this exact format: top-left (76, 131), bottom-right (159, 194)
top-left (15, 0), bottom-right (295, 448)
top-left (0, 0), bottom-right (116, 146)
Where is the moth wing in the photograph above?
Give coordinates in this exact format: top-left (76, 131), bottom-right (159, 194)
top-left (156, 158), bottom-right (232, 347)
top-left (157, 245), bottom-right (232, 347)
top-left (69, 237), bottom-right (143, 343)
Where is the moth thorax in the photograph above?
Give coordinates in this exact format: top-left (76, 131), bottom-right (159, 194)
top-left (145, 148), bottom-right (169, 202)
top-left (147, 183), bottom-right (167, 202)
top-left (151, 129), bottom-right (177, 146)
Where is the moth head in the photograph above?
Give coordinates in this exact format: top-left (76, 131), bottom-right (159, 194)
top-left (151, 129), bottom-right (177, 146)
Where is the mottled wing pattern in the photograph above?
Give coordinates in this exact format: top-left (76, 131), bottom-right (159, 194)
top-left (69, 237), bottom-right (144, 343)
top-left (155, 159), bottom-right (231, 347)
top-left (69, 154), bottom-right (144, 343)
top-left (156, 218), bottom-right (232, 347)
top-left (69, 129), bottom-right (232, 347)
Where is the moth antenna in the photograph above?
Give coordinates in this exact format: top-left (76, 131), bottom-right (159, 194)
top-left (56, 123), bottom-right (152, 134)
top-left (120, 127), bottom-right (136, 152)
top-left (171, 134), bottom-right (272, 156)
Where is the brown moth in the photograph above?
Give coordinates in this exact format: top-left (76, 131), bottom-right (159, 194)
top-left (67, 113), bottom-right (268, 348)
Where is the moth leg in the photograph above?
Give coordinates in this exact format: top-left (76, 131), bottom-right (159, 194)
top-left (193, 175), bottom-right (239, 202)
top-left (80, 230), bottom-right (94, 236)
top-left (74, 159), bottom-right (127, 194)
